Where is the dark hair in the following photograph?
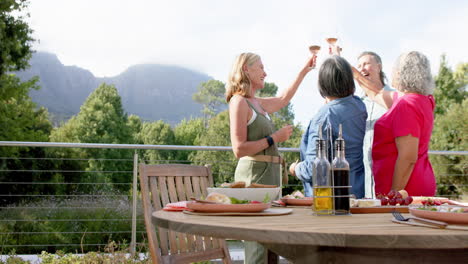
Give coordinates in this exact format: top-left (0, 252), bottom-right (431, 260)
top-left (318, 55), bottom-right (355, 98)
top-left (357, 51), bottom-right (386, 85)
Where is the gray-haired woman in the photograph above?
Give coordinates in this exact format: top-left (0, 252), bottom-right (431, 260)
top-left (354, 51), bottom-right (436, 196)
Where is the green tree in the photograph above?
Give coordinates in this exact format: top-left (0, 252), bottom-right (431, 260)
top-left (0, 76), bottom-right (51, 145)
top-left (173, 118), bottom-right (205, 161)
top-left (50, 83), bottom-right (133, 192)
top-left (433, 55), bottom-right (468, 115)
top-left (0, 0), bottom-right (55, 204)
top-left (127, 114), bottom-right (143, 144)
top-left (191, 111), bottom-right (235, 184)
top-left (139, 120), bottom-right (176, 163)
top-left (0, 0), bottom-right (35, 76)
top-left (430, 57), bottom-right (467, 196)
top-left (0, 0), bottom-right (50, 150)
top-left (192, 80), bottom-right (226, 120)
top-left (430, 98), bottom-right (468, 196)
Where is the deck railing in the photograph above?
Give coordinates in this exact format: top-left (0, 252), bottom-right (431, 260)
top-left (0, 141), bottom-right (466, 256)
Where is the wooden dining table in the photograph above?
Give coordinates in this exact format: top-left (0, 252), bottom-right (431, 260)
top-left (153, 207), bottom-right (468, 264)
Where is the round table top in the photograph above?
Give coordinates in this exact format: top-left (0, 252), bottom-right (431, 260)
top-left (153, 207), bottom-right (468, 249)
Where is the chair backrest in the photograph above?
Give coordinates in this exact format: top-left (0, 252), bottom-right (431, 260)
top-left (139, 163), bottom-right (231, 264)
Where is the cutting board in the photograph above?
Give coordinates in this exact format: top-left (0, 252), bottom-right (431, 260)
top-left (392, 219), bottom-right (468, 231)
top-left (183, 208), bottom-right (293, 216)
top-left (351, 206), bottom-right (409, 214)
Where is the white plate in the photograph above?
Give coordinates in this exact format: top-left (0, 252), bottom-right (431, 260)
top-left (409, 205), bottom-right (468, 225)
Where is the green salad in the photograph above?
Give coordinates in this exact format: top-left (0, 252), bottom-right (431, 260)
top-left (229, 193), bottom-right (271, 204)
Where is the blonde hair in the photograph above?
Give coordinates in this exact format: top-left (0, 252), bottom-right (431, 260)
top-left (392, 51), bottom-right (435, 95)
top-left (225, 52), bottom-right (261, 102)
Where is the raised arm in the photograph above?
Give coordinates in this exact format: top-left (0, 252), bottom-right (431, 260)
top-left (257, 55), bottom-right (316, 113)
top-left (352, 66), bottom-right (395, 109)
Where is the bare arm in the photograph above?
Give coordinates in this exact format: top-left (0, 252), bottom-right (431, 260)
top-left (257, 55), bottom-right (316, 113)
top-left (392, 135), bottom-right (419, 190)
top-left (352, 66), bottom-right (395, 109)
top-left (229, 96), bottom-right (293, 158)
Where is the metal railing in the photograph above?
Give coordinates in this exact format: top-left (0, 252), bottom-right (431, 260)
top-left (0, 141), bottom-right (466, 256)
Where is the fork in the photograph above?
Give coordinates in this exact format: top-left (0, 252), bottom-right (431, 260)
top-left (392, 211), bottom-right (448, 228)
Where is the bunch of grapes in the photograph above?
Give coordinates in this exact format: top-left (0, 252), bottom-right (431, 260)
top-left (376, 190), bottom-right (413, 206)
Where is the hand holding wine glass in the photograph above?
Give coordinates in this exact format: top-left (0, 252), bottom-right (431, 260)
top-left (309, 45), bottom-right (321, 55)
top-left (326, 37), bottom-right (342, 55)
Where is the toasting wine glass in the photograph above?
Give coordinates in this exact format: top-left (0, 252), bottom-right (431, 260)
top-left (308, 45), bottom-right (320, 69)
top-left (326, 36), bottom-right (342, 55)
top-left (309, 45), bottom-right (321, 55)
top-left (325, 37), bottom-right (338, 46)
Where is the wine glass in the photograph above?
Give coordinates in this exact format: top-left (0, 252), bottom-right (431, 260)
top-left (308, 45), bottom-right (320, 69)
top-left (309, 45), bottom-right (321, 55)
top-left (325, 36), bottom-right (342, 54)
top-left (325, 37), bottom-right (338, 46)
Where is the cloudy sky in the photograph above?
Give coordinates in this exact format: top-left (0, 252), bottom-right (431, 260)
top-left (27, 0), bottom-right (468, 126)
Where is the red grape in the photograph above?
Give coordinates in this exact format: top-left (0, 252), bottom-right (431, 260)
top-left (396, 197), bottom-right (404, 205)
top-left (402, 197), bottom-right (410, 205)
top-left (388, 198), bottom-right (397, 206)
top-left (395, 192), bottom-right (403, 199)
top-left (387, 190), bottom-right (396, 199)
top-left (427, 198), bottom-right (434, 206)
top-left (381, 197), bottom-right (389, 206)
top-left (404, 196), bottom-right (413, 205)
top-left (434, 200), bottom-right (442, 206)
top-left (407, 196), bottom-right (413, 203)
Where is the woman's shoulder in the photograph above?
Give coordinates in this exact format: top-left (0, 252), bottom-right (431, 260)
top-left (351, 95), bottom-right (366, 107)
top-left (229, 94), bottom-right (247, 106)
top-left (397, 93), bottom-right (431, 106)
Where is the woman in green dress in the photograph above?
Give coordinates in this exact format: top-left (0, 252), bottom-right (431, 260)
top-left (225, 52), bottom-right (316, 264)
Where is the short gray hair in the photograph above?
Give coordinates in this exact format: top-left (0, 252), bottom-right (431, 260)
top-left (318, 55), bottom-right (355, 98)
top-left (392, 51), bottom-right (434, 95)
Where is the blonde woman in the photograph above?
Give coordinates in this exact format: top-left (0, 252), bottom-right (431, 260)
top-left (226, 52), bottom-right (315, 264)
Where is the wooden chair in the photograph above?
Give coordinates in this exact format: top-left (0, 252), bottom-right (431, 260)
top-left (139, 163), bottom-right (232, 264)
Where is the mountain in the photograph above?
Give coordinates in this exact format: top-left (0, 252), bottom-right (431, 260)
top-left (15, 52), bottom-right (211, 125)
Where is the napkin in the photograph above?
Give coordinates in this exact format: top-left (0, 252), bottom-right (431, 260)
top-left (163, 201), bottom-right (192, 211)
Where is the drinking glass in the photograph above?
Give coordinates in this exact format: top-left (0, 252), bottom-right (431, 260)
top-left (309, 45), bottom-right (321, 55)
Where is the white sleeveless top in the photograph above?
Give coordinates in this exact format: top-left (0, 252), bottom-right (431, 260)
top-left (247, 108), bottom-right (271, 126)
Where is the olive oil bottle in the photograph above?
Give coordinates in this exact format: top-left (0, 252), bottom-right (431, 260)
top-left (312, 125), bottom-right (333, 215)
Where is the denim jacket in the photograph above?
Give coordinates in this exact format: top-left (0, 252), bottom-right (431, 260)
top-left (295, 95), bottom-right (367, 198)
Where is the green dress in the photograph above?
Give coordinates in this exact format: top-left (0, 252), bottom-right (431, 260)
top-left (233, 97), bottom-right (281, 264)
top-left (234, 98), bottom-right (281, 186)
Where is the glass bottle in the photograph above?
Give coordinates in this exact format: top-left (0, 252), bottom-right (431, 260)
top-left (332, 124), bottom-right (351, 215)
top-left (312, 125), bottom-right (333, 215)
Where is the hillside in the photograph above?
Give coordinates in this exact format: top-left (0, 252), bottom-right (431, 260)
top-left (15, 52), bottom-right (212, 125)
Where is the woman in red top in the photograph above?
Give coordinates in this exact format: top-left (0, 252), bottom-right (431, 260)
top-left (353, 51), bottom-right (436, 196)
